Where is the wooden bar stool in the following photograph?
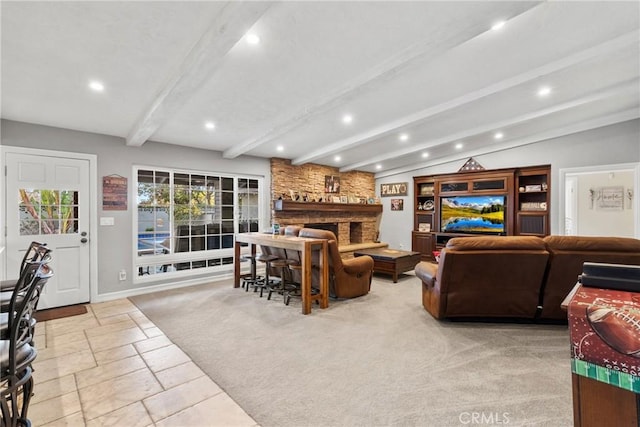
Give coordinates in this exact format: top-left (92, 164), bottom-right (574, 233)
top-left (284, 261), bottom-right (302, 306)
top-left (240, 253), bottom-right (262, 292)
top-left (282, 260), bottom-right (320, 306)
top-left (267, 259), bottom-right (297, 301)
top-left (254, 254), bottom-right (279, 297)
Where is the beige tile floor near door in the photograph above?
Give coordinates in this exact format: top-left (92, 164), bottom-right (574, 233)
top-left (30, 298), bottom-right (259, 426)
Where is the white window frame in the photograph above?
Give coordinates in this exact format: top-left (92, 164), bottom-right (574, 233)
top-left (132, 165), bottom-right (264, 284)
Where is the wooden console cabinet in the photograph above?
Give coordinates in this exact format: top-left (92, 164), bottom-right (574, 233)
top-left (411, 231), bottom-right (434, 261)
top-left (572, 374), bottom-right (639, 427)
top-left (411, 165), bottom-right (550, 259)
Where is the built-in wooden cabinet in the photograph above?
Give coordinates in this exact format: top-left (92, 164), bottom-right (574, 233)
top-left (411, 165), bottom-right (551, 259)
top-left (515, 166), bottom-right (550, 236)
top-left (412, 231), bottom-right (434, 261)
top-left (414, 178), bottom-right (435, 233)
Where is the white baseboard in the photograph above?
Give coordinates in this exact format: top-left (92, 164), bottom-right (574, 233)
top-left (92, 272), bottom-right (234, 303)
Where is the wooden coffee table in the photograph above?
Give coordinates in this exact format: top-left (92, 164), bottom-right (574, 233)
top-left (354, 248), bottom-right (421, 283)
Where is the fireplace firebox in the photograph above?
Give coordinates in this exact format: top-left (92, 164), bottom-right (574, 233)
top-left (304, 223), bottom-right (339, 243)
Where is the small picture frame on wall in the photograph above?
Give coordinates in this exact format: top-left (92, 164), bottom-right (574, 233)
top-left (324, 175), bottom-right (341, 193)
top-left (391, 198), bottom-right (404, 211)
top-left (340, 195), bottom-right (348, 203)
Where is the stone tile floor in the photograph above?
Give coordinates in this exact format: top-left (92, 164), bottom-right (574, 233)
top-left (30, 298), bottom-right (258, 426)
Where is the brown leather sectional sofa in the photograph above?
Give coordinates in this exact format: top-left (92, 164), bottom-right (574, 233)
top-left (415, 235), bottom-right (640, 321)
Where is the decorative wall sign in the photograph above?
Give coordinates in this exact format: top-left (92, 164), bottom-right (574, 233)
top-left (597, 186), bottom-right (624, 210)
top-left (380, 182), bottom-right (408, 197)
top-left (102, 175), bottom-right (127, 210)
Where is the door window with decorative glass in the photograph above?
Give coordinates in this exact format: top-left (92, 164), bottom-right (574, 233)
top-left (19, 189), bottom-right (79, 235)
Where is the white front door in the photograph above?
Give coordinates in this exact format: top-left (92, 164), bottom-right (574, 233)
top-left (5, 152), bottom-right (91, 309)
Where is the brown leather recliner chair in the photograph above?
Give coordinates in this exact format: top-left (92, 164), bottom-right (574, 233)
top-left (298, 228), bottom-right (374, 298)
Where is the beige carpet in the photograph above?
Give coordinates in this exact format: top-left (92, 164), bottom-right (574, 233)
top-left (131, 274), bottom-right (573, 427)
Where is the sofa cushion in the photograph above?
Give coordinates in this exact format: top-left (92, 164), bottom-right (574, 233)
top-left (544, 235), bottom-right (640, 252)
top-left (446, 235), bottom-right (546, 251)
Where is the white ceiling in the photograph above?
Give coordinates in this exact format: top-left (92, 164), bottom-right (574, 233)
top-left (2, 1), bottom-right (639, 177)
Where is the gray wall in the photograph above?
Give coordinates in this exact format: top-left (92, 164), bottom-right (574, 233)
top-left (574, 170), bottom-right (635, 237)
top-left (1, 119), bottom-right (271, 296)
top-left (376, 119), bottom-right (640, 250)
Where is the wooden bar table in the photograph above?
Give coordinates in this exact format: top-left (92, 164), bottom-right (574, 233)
top-left (234, 233), bottom-right (329, 314)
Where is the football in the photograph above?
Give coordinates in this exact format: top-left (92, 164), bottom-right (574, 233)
top-left (586, 306), bottom-right (640, 357)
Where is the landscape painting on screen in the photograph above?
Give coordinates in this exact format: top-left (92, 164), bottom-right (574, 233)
top-left (440, 195), bottom-right (505, 234)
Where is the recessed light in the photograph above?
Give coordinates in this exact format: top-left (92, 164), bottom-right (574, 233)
top-left (88, 81), bottom-right (104, 92)
top-left (491, 21), bottom-right (506, 31)
top-left (421, 152), bottom-right (429, 158)
top-left (246, 33), bottom-right (260, 45)
top-left (342, 114), bottom-right (353, 124)
top-left (537, 86), bottom-right (552, 97)
top-left (399, 133), bottom-right (409, 142)
top-left (204, 122), bottom-right (215, 130)
top-left (334, 155), bottom-right (341, 162)
top-left (276, 145), bottom-right (284, 152)
top-left (455, 143), bottom-right (464, 150)
top-left (494, 132), bottom-right (503, 140)
top-left (375, 164), bottom-right (382, 170)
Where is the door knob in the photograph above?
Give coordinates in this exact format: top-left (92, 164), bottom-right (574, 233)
top-left (80, 238), bottom-right (88, 243)
top-left (81, 231), bottom-right (87, 236)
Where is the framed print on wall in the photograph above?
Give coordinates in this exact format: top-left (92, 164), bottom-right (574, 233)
top-left (324, 175), bottom-right (341, 193)
top-left (391, 198), bottom-right (404, 211)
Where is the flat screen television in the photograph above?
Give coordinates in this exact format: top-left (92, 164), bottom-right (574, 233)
top-left (440, 195), bottom-right (506, 235)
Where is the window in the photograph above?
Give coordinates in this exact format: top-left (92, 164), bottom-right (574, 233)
top-left (19, 189), bottom-right (79, 235)
top-left (135, 167), bottom-right (262, 280)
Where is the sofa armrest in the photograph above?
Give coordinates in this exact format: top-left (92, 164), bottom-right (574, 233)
top-left (415, 262), bottom-right (437, 287)
top-left (343, 255), bottom-right (374, 274)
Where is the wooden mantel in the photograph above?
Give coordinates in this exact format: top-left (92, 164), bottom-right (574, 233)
top-left (273, 200), bottom-right (383, 214)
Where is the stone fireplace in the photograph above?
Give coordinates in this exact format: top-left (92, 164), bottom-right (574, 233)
top-left (269, 158), bottom-right (381, 253)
